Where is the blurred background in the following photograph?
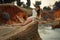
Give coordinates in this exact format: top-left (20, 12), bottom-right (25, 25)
top-left (0, 0), bottom-right (60, 40)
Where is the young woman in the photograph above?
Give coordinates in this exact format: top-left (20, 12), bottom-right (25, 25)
top-left (12, 5), bottom-right (41, 26)
top-left (22, 5), bottom-right (41, 25)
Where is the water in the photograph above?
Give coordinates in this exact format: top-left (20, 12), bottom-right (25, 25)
top-left (38, 24), bottom-right (60, 40)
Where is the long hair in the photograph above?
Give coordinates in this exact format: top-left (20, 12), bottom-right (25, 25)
top-left (35, 6), bottom-right (40, 16)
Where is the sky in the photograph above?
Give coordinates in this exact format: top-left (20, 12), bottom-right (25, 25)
top-left (14, 0), bottom-right (60, 9)
top-left (40, 0), bottom-right (60, 9)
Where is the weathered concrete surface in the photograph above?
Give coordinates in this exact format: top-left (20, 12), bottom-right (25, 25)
top-left (0, 21), bottom-right (42, 40)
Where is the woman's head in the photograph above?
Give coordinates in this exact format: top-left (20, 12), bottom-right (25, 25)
top-left (35, 6), bottom-right (40, 11)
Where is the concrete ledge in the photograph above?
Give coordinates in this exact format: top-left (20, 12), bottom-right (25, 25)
top-left (0, 21), bottom-right (42, 40)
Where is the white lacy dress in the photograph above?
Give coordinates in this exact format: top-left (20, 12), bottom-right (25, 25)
top-left (27, 9), bottom-right (37, 21)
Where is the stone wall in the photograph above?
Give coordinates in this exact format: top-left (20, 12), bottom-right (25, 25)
top-left (0, 5), bottom-right (27, 24)
top-left (0, 21), bottom-right (42, 40)
top-left (6, 21), bottom-right (41, 40)
top-left (54, 9), bottom-right (60, 19)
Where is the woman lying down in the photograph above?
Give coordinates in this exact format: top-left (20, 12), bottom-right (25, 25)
top-left (12, 6), bottom-right (47, 26)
